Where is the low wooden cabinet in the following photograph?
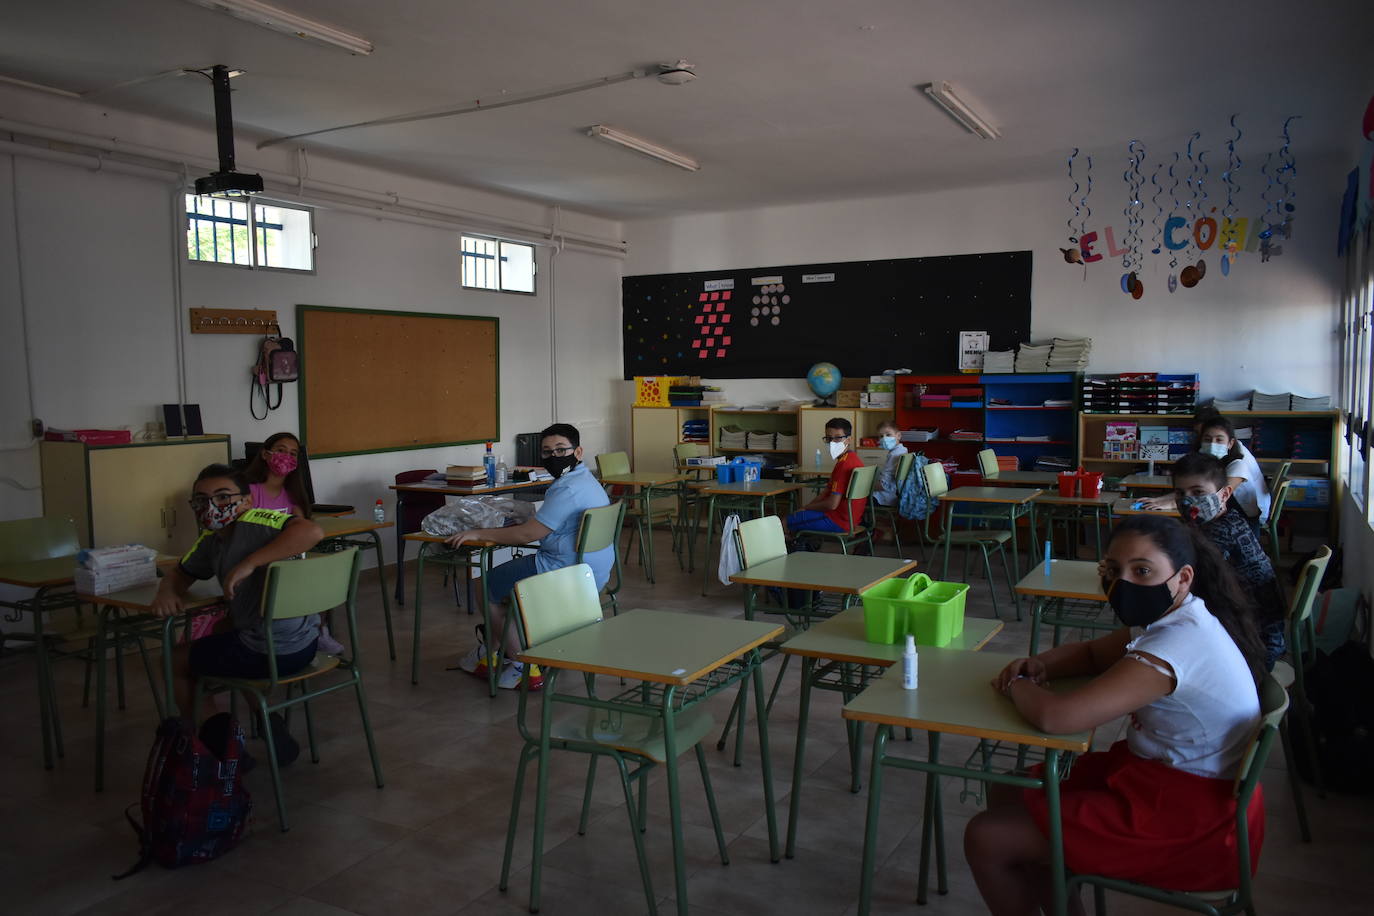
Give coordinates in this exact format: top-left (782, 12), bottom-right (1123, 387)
top-left (40, 436), bottom-right (231, 553)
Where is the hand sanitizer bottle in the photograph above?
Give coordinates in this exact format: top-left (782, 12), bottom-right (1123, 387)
top-left (902, 634), bottom-right (918, 690)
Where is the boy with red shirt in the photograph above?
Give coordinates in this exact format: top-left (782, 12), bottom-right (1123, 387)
top-left (786, 417), bottom-right (868, 535)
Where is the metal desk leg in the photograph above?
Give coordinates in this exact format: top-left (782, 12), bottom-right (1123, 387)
top-left (941, 504), bottom-right (954, 580)
top-left (751, 652), bottom-right (780, 862)
top-left (93, 606), bottom-right (111, 791)
top-left (660, 686), bottom-right (691, 911)
top-left (366, 529), bottom-right (396, 661)
top-left (856, 724), bottom-right (892, 916)
top-left (916, 731), bottom-right (943, 904)
top-left (1045, 749), bottom-right (1067, 916)
top-left (410, 543), bottom-right (429, 684)
top-left (393, 490), bottom-right (408, 606)
top-left (1028, 596), bottom-right (1046, 655)
top-left (481, 546), bottom-right (499, 699)
top-left (785, 655), bottom-right (816, 859)
top-left (32, 586), bottom-right (57, 768)
top-left (700, 494), bottom-right (719, 596)
top-left (528, 668), bottom-right (557, 913)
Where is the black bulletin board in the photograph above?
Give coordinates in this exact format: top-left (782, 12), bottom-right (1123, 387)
top-left (622, 251), bottom-right (1032, 378)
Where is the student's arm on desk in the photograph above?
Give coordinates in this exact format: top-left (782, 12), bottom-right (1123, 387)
top-left (446, 518), bottom-right (552, 549)
top-left (152, 566), bottom-right (196, 617)
top-left (1139, 493), bottom-right (1178, 510)
top-left (996, 628), bottom-right (1174, 733)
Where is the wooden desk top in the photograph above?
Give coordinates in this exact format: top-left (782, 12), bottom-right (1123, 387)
top-left (985, 471), bottom-right (1060, 486)
top-left (391, 479), bottom-right (548, 496)
top-left (730, 553), bottom-right (918, 594)
top-left (1032, 493), bottom-right (1119, 508)
top-left (1120, 473), bottom-right (1173, 490)
top-left (316, 517), bottom-right (394, 538)
top-left (1013, 559), bottom-right (1107, 601)
top-left (80, 579), bottom-right (224, 612)
top-left (1110, 498), bottom-right (1180, 518)
top-left (402, 533), bottom-right (509, 549)
top-left (841, 651), bottom-right (1094, 751)
top-left (0, 555), bottom-right (79, 588)
top-left (689, 480), bottom-right (805, 497)
top-left (782, 608), bottom-right (1002, 664)
top-left (600, 472), bottom-right (690, 487)
top-left (518, 608), bottom-right (783, 686)
top-left (943, 486), bottom-right (1044, 505)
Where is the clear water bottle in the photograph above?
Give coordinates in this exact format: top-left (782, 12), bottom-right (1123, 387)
top-left (814, 447), bottom-right (822, 468)
top-left (496, 457), bottom-right (509, 485)
top-left (373, 499), bottom-right (385, 523)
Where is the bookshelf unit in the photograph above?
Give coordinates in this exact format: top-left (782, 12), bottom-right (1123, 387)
top-left (710, 407), bottom-right (800, 461)
top-left (630, 405), bottom-right (713, 473)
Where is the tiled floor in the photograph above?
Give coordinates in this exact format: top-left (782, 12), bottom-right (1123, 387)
top-left (2, 532), bottom-right (1370, 915)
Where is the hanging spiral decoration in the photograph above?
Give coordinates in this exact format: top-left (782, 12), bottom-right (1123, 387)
top-left (1277, 115), bottom-right (1299, 238)
top-left (1122, 140), bottom-right (1146, 271)
top-left (1259, 151), bottom-right (1278, 239)
top-left (1080, 154), bottom-right (1093, 240)
top-left (1066, 147), bottom-right (1081, 242)
top-left (1167, 152), bottom-right (1181, 270)
top-left (1149, 162), bottom-right (1164, 256)
top-left (1222, 114), bottom-right (1242, 222)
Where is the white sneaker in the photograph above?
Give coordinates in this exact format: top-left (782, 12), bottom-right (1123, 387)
top-left (457, 625), bottom-right (489, 674)
top-left (497, 661), bottom-right (544, 691)
top-left (318, 625), bottom-right (346, 656)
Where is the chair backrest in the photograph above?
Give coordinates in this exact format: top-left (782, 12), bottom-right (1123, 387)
top-left (576, 501), bottom-right (626, 557)
top-left (596, 451), bottom-right (631, 477)
top-left (1287, 545), bottom-right (1332, 628)
top-left (1235, 674), bottom-right (1289, 794)
top-left (0, 516), bottom-right (80, 564)
top-left (393, 469), bottom-right (443, 533)
top-left (262, 548), bottom-right (360, 622)
top-left (1270, 460), bottom-right (1293, 489)
top-left (1268, 478), bottom-right (1292, 527)
top-left (977, 449), bottom-right (1000, 478)
top-left (735, 515), bottom-right (787, 567)
top-left (893, 451), bottom-right (917, 486)
top-left (922, 462), bottom-right (950, 499)
top-left (674, 443), bottom-right (707, 463)
top-left (512, 563), bottom-right (604, 649)
top-left (843, 464), bottom-right (878, 529)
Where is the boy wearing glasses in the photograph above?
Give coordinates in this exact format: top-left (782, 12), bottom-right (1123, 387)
top-left (152, 463), bottom-right (325, 760)
top-left (447, 423), bottom-right (611, 689)
top-left (786, 417), bottom-right (868, 537)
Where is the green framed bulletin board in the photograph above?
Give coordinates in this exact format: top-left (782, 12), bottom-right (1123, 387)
top-left (297, 305), bottom-right (499, 458)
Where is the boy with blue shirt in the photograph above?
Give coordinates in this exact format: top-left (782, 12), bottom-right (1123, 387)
top-left (449, 423), bottom-right (611, 689)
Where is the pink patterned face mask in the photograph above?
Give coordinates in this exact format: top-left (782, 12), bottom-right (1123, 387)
top-left (265, 451), bottom-right (298, 476)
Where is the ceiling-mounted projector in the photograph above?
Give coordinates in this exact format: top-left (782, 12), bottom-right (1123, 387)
top-left (194, 64), bottom-right (264, 197)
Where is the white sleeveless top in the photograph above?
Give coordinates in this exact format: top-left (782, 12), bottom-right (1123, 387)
top-left (1125, 593), bottom-right (1260, 778)
top-left (1225, 442), bottom-right (1271, 523)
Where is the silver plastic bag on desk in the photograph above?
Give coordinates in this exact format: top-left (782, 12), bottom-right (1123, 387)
top-left (420, 496), bottom-right (536, 537)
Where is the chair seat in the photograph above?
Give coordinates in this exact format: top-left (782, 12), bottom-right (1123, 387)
top-left (797, 526), bottom-right (868, 539)
top-left (205, 653), bottom-right (343, 690)
top-left (1272, 660), bottom-right (1295, 690)
top-left (549, 704), bottom-right (714, 764)
top-left (939, 529), bottom-right (1012, 546)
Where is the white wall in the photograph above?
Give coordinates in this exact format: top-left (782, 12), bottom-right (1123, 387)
top-left (0, 89), bottom-right (626, 562)
top-left (624, 171), bottom-right (1345, 407)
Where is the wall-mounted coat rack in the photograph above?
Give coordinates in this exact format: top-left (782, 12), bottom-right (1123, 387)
top-left (189, 308), bottom-right (280, 334)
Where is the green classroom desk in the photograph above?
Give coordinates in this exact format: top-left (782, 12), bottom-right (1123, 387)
top-left (85, 579), bottom-right (226, 791)
top-left (518, 609), bottom-right (784, 914)
top-left (780, 608), bottom-right (1003, 858)
top-left (1119, 473), bottom-right (1173, 493)
top-left (599, 471), bottom-right (689, 584)
top-left (1109, 497), bottom-right (1181, 518)
top-left (939, 486), bottom-right (1042, 610)
top-left (315, 516), bottom-right (396, 659)
top-left (985, 470), bottom-right (1059, 487)
top-left (845, 655), bottom-right (1093, 915)
top-left (688, 479), bottom-right (804, 594)
top-left (1015, 558), bottom-right (1113, 655)
top-left (1030, 492), bottom-right (1118, 561)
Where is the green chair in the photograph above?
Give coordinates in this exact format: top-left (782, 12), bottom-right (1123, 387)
top-left (1067, 674), bottom-right (1288, 916)
top-left (977, 448), bottom-right (1001, 478)
top-left (1268, 460), bottom-right (1292, 489)
top-left (1271, 544), bottom-right (1332, 843)
top-left (574, 500), bottom-right (627, 616)
top-left (796, 463), bottom-right (877, 555)
top-left (500, 564), bottom-right (728, 915)
top-left (923, 462), bottom-right (1018, 620)
top-left (868, 452), bottom-right (919, 560)
top-left (193, 548), bottom-right (383, 832)
top-left (597, 451), bottom-right (675, 582)
top-left (1263, 479), bottom-right (1291, 569)
top-left (0, 516), bottom-right (149, 769)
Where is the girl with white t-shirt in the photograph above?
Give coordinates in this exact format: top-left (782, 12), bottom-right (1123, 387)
top-left (1139, 416), bottom-right (1271, 530)
top-left (964, 515), bottom-right (1266, 915)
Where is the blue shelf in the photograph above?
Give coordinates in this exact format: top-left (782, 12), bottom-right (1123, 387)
top-left (980, 373), bottom-right (1079, 469)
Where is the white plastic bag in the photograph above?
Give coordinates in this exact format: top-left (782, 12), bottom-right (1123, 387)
top-left (420, 496), bottom-right (536, 537)
top-left (717, 513), bottom-right (742, 586)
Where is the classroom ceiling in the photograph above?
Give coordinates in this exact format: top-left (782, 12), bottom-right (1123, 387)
top-left (2, 0), bottom-right (1372, 218)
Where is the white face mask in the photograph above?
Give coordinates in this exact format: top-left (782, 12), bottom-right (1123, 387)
top-left (828, 440), bottom-right (847, 460)
top-left (880, 435), bottom-right (898, 451)
top-left (1201, 442), bottom-right (1229, 460)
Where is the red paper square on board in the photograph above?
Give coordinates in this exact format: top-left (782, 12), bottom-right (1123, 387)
top-left (698, 293), bottom-right (708, 301)
top-left (716, 349), bottom-right (726, 358)
top-left (722, 291), bottom-right (732, 300)
top-left (722, 314), bottom-right (731, 323)
top-left (710, 292), bottom-right (720, 301)
top-left (695, 316), bottom-right (704, 324)
top-left (722, 336), bottom-right (732, 345)
top-left (699, 350), bottom-right (708, 358)
top-left (707, 315), bottom-right (717, 323)
top-left (692, 339), bottom-right (701, 348)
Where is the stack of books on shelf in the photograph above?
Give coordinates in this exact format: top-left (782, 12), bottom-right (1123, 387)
top-left (445, 465), bottom-right (488, 490)
top-left (681, 418), bottom-right (709, 443)
top-left (1043, 398), bottom-right (1074, 408)
top-left (919, 393), bottom-right (952, 408)
top-left (75, 544), bottom-right (159, 596)
top-left (1034, 455), bottom-right (1074, 472)
top-left (948, 428), bottom-right (983, 442)
top-left (1291, 394), bottom-right (1332, 410)
top-left (902, 428), bottom-right (938, 443)
top-left (1210, 396), bottom-right (1251, 411)
top-left (1251, 391), bottom-right (1293, 411)
top-left (950, 386), bottom-right (984, 408)
top-left (1102, 422), bottom-right (1139, 460)
top-left (774, 431), bottom-right (798, 451)
top-left (1047, 337), bottom-right (1092, 370)
top-left (982, 350), bottom-right (1015, 373)
top-left (718, 425), bottom-right (748, 449)
top-left (1081, 373), bottom-right (1199, 414)
top-left (1014, 343), bottom-right (1052, 373)
top-left (745, 430), bottom-right (777, 450)
top-left (861, 375), bottom-right (895, 408)
top-left (667, 383), bottom-right (724, 406)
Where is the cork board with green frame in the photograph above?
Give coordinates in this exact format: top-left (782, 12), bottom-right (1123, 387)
top-left (297, 305), bottom-right (499, 457)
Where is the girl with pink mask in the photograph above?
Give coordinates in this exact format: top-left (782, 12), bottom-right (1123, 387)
top-left (245, 433), bottom-right (312, 518)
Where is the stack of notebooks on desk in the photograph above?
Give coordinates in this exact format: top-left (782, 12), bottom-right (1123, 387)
top-left (75, 544), bottom-right (159, 596)
top-left (445, 465), bottom-right (488, 489)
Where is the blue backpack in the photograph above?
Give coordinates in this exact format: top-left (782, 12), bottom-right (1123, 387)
top-left (898, 453), bottom-right (937, 521)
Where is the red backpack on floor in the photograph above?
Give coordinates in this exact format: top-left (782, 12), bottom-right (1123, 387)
top-left (114, 716), bottom-right (252, 879)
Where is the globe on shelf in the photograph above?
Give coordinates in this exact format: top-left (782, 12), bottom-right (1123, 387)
top-left (806, 362), bottom-right (841, 404)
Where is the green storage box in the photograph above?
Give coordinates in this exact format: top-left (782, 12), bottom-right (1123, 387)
top-left (861, 573), bottom-right (969, 647)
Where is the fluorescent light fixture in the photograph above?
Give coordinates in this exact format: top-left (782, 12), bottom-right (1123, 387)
top-left (921, 81), bottom-right (1000, 139)
top-left (587, 124), bottom-right (700, 172)
top-left (182, 0), bottom-right (374, 55)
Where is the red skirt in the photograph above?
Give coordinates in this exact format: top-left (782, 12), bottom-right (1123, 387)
top-left (1020, 741), bottom-right (1264, 891)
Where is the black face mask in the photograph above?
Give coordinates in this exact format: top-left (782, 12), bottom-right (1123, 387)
top-left (542, 454), bottom-right (579, 479)
top-left (1103, 570), bottom-right (1181, 628)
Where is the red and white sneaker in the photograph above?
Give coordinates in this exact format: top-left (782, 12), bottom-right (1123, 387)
top-left (497, 661), bottom-right (544, 691)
